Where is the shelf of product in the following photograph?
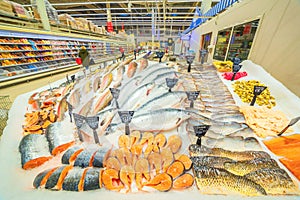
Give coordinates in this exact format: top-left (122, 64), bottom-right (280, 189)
top-left (213, 27), bottom-right (232, 61)
top-left (1, 53), bottom-right (299, 200)
top-left (0, 32), bottom-right (132, 81)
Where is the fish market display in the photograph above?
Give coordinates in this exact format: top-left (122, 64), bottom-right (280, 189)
top-left (240, 106), bottom-right (292, 137)
top-left (264, 134), bottom-right (300, 180)
top-left (232, 80), bottom-right (276, 108)
top-left (14, 56), bottom-right (299, 197)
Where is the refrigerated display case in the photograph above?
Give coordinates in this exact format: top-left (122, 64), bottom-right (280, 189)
top-left (213, 28), bottom-right (232, 61)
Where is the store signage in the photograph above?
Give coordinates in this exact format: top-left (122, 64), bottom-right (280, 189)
top-left (250, 86), bottom-right (267, 106)
top-left (278, 116), bottom-right (300, 136)
top-left (193, 125), bottom-right (210, 146)
top-left (186, 91), bottom-right (200, 108)
top-left (166, 78), bottom-right (178, 92)
top-left (118, 111), bottom-right (135, 135)
top-left (73, 113), bottom-right (85, 142)
top-left (86, 116), bottom-right (100, 144)
top-left (109, 88), bottom-right (120, 109)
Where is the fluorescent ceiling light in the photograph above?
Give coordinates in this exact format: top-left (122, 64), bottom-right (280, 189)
top-left (70, 12), bottom-right (195, 16)
top-left (57, 7), bottom-right (195, 12)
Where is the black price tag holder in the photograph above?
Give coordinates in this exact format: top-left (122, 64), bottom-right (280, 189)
top-left (186, 91), bottom-right (200, 108)
top-left (134, 50), bottom-right (137, 60)
top-left (278, 116), bottom-right (300, 136)
top-left (110, 88), bottom-right (120, 109)
top-left (66, 74), bottom-right (70, 84)
top-left (71, 75), bottom-right (75, 83)
top-left (194, 125), bottom-right (210, 146)
top-left (250, 86), bottom-right (267, 106)
top-left (67, 102), bottom-right (73, 122)
top-left (86, 116), bottom-right (100, 144)
top-left (156, 52), bottom-right (165, 63)
top-left (118, 111), bottom-right (134, 135)
top-left (231, 64), bottom-right (242, 81)
top-left (186, 55), bottom-right (195, 72)
top-left (73, 113), bottom-right (85, 142)
top-left (166, 78), bottom-right (178, 92)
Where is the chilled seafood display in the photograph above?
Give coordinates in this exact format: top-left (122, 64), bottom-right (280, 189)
top-left (11, 55), bottom-right (299, 197)
top-left (240, 106), bottom-right (293, 137)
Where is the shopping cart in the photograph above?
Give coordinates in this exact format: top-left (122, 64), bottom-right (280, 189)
top-left (0, 96), bottom-right (12, 137)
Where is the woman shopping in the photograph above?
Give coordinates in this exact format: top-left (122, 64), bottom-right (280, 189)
top-left (78, 46), bottom-right (90, 76)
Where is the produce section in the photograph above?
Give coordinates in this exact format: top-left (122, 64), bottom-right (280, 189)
top-left (0, 53), bottom-right (299, 199)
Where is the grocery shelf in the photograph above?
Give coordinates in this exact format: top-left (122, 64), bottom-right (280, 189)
top-left (0, 57), bottom-right (73, 68)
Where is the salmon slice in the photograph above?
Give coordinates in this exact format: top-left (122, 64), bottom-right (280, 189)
top-left (130, 131), bottom-right (141, 147)
top-left (92, 89), bottom-right (113, 115)
top-left (62, 167), bottom-right (85, 191)
top-left (148, 152), bottom-right (162, 174)
top-left (45, 166), bottom-right (69, 190)
top-left (91, 147), bottom-right (110, 168)
top-left (33, 167), bottom-right (58, 189)
top-left (56, 165), bottom-right (73, 190)
top-left (99, 73), bottom-right (113, 92)
top-left (19, 134), bottom-right (52, 170)
top-left (145, 173), bottom-right (173, 192)
top-left (102, 169), bottom-right (124, 191)
top-left (69, 149), bottom-right (84, 164)
top-left (161, 148), bottom-right (174, 172)
top-left (166, 160), bottom-right (185, 179)
top-left (45, 122), bottom-right (75, 156)
top-left (135, 158), bottom-right (150, 190)
top-left (118, 134), bottom-right (130, 149)
top-left (173, 173), bottom-right (194, 189)
top-left (61, 146), bottom-right (82, 164)
top-left (280, 158), bottom-right (300, 181)
top-left (139, 132), bottom-right (154, 146)
top-left (154, 133), bottom-right (167, 150)
top-left (74, 148), bottom-right (99, 168)
top-left (83, 168), bottom-right (101, 191)
top-left (78, 169), bottom-right (88, 191)
top-left (120, 165), bottom-right (135, 192)
top-left (175, 154), bottom-right (192, 171)
top-left (111, 148), bottom-right (132, 166)
top-left (104, 157), bottom-right (121, 171)
top-left (166, 135), bottom-right (182, 154)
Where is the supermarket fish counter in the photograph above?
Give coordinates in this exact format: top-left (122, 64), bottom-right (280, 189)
top-left (0, 54), bottom-right (299, 200)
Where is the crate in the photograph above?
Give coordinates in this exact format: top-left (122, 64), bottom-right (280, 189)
top-left (0, 95), bottom-right (12, 137)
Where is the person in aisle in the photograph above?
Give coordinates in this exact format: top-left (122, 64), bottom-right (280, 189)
top-left (119, 46), bottom-right (125, 61)
top-left (78, 46), bottom-right (91, 76)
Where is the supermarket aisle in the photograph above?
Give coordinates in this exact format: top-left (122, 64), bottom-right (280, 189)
top-left (0, 67), bottom-right (81, 103)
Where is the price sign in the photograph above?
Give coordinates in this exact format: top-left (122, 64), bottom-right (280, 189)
top-left (166, 78), bottom-right (178, 92)
top-left (67, 102), bottom-right (73, 122)
top-left (118, 111), bottom-right (135, 135)
top-left (186, 55), bottom-right (195, 72)
top-left (73, 113), bottom-right (85, 142)
top-left (232, 57), bottom-right (241, 65)
top-left (231, 64), bottom-right (242, 81)
top-left (278, 116), bottom-right (300, 136)
top-left (110, 88), bottom-right (120, 108)
top-left (186, 91), bottom-right (200, 108)
top-left (71, 75), bottom-right (75, 83)
top-left (86, 116), bottom-right (100, 144)
top-left (193, 125), bottom-right (210, 146)
top-left (250, 86), bottom-right (267, 106)
top-left (156, 52), bottom-right (164, 63)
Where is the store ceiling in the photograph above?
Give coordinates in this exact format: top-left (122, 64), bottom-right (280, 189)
top-left (16, 0), bottom-right (219, 39)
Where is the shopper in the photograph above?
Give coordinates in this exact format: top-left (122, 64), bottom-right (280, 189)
top-left (78, 46), bottom-right (90, 76)
top-left (119, 46), bottom-right (125, 61)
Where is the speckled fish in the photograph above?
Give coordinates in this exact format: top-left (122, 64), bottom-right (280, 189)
top-left (62, 167), bottom-right (85, 191)
top-left (130, 108), bottom-right (190, 132)
top-left (45, 165), bottom-right (73, 190)
top-left (83, 168), bottom-right (102, 191)
top-left (73, 145), bottom-right (100, 168)
top-left (19, 133), bottom-right (52, 170)
top-left (61, 146), bottom-right (83, 165)
top-left (191, 156), bottom-right (234, 169)
top-left (194, 166), bottom-right (267, 196)
top-left (33, 167), bottom-right (58, 189)
top-left (46, 122), bottom-right (75, 156)
top-left (224, 158), bottom-right (279, 176)
top-left (189, 144), bottom-right (271, 161)
top-left (244, 168), bottom-right (299, 195)
top-left (201, 136), bottom-right (262, 151)
top-left (136, 91), bottom-right (187, 111)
